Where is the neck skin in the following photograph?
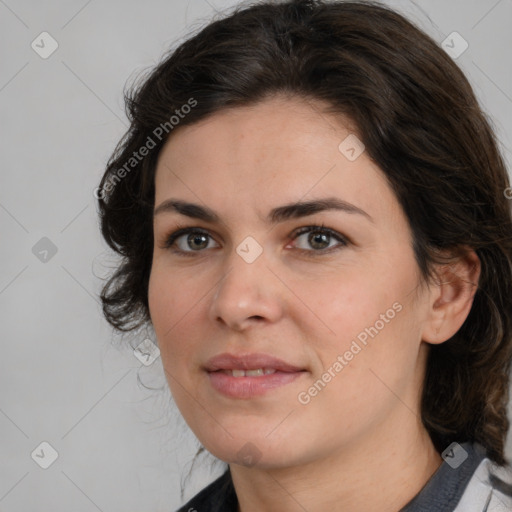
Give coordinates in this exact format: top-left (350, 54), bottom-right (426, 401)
top-left (230, 353), bottom-right (443, 512)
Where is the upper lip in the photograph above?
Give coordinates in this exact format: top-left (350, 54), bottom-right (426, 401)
top-left (204, 353), bottom-right (305, 372)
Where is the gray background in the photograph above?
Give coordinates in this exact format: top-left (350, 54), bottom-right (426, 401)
top-left (1, 0), bottom-right (511, 510)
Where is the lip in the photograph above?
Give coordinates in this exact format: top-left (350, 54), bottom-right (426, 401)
top-left (204, 352), bottom-right (304, 372)
top-left (204, 352), bottom-right (307, 399)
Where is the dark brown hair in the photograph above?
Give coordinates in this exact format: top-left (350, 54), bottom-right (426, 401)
top-left (97, 0), bottom-right (512, 466)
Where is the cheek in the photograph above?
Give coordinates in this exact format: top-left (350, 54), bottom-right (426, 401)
top-left (148, 270), bottom-right (203, 411)
top-left (299, 268), bottom-right (399, 347)
top-left (148, 267), bottom-right (196, 361)
top-left (147, 268), bottom-right (170, 331)
top-left (306, 257), bottom-right (420, 379)
top-left (148, 261), bottom-right (198, 323)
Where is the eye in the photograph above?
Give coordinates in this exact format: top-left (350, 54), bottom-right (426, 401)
top-left (161, 227), bottom-right (219, 255)
top-left (290, 224), bottom-right (348, 254)
top-left (160, 223), bottom-right (348, 256)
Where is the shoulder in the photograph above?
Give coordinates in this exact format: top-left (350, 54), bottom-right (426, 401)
top-left (454, 456), bottom-right (512, 512)
top-left (175, 469), bottom-right (237, 512)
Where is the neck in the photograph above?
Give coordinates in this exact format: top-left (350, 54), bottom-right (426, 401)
top-left (230, 411), bottom-right (442, 512)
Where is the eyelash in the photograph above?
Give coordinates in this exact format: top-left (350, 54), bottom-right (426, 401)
top-left (160, 223), bottom-right (349, 257)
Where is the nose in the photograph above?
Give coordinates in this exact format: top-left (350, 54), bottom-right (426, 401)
top-left (208, 246), bottom-right (284, 331)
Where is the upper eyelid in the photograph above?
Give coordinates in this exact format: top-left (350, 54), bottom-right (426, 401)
top-left (164, 224), bottom-right (341, 240)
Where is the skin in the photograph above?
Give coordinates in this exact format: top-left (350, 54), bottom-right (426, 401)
top-left (148, 94), bottom-right (481, 512)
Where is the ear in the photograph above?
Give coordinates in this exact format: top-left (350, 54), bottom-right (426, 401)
top-left (422, 248), bottom-right (481, 344)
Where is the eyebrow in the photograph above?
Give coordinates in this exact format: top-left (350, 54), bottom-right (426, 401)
top-left (154, 197), bottom-right (373, 224)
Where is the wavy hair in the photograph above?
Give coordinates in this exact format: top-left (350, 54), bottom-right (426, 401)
top-left (97, 0), bottom-right (512, 466)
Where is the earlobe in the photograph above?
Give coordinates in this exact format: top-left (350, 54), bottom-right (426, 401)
top-left (422, 249), bottom-right (481, 345)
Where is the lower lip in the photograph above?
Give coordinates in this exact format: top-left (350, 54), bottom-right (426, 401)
top-left (207, 371), bottom-right (305, 399)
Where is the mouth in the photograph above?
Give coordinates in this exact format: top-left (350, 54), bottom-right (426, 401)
top-left (216, 368), bottom-right (279, 377)
top-left (204, 353), bottom-right (307, 399)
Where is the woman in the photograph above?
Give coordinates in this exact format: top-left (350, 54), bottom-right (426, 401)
top-left (96, 0), bottom-right (512, 510)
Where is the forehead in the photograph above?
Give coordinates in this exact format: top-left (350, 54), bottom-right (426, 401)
top-left (157, 95), bottom-right (353, 170)
top-left (153, 95), bottom-right (399, 226)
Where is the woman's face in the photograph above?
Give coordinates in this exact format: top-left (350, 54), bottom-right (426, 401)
top-left (148, 95), bottom-right (434, 468)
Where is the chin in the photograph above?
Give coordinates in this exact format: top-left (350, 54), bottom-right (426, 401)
top-left (192, 425), bottom-right (309, 470)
